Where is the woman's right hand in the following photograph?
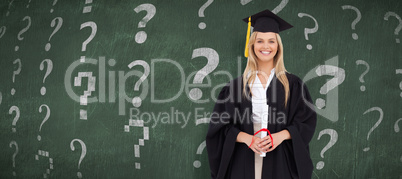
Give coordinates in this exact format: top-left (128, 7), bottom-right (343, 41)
top-left (236, 132), bottom-right (264, 155)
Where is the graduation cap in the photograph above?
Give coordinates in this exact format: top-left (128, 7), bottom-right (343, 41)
top-left (243, 9), bottom-right (293, 57)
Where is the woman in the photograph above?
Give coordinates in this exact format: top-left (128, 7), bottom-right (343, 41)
top-left (206, 9), bottom-right (317, 179)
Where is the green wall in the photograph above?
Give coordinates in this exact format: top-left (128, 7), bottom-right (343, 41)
top-left (0, 0), bottom-right (401, 178)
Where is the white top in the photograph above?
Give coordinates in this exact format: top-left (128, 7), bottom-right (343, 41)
top-left (250, 68), bottom-right (275, 157)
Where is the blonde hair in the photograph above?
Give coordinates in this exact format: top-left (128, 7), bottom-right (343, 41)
top-left (242, 32), bottom-right (290, 107)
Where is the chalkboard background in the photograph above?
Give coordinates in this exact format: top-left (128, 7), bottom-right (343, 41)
top-left (1, 0), bottom-right (401, 178)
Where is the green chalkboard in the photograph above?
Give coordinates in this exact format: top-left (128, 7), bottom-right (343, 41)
top-left (0, 0), bottom-right (401, 178)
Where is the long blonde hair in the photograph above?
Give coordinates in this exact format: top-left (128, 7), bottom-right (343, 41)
top-left (242, 32), bottom-right (290, 107)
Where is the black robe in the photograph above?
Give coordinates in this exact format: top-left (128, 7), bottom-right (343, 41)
top-left (206, 73), bottom-right (317, 179)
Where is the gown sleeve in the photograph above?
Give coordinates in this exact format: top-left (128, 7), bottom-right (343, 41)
top-left (284, 77), bottom-right (317, 179)
top-left (206, 85), bottom-right (241, 179)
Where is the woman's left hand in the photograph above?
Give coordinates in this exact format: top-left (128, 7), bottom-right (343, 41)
top-left (257, 130), bottom-right (291, 152)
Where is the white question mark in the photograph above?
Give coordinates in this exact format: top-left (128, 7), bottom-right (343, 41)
top-left (6, 0), bottom-right (15, 16)
top-left (134, 3), bottom-right (156, 44)
top-left (395, 118), bottom-right (402, 133)
top-left (45, 17), bottom-right (63, 51)
top-left (15, 16), bottom-right (31, 51)
top-left (314, 65), bottom-right (345, 109)
top-left (38, 104), bottom-right (50, 141)
top-left (70, 139), bottom-right (87, 178)
top-left (0, 92), bottom-right (2, 105)
top-left (26, 0), bottom-right (32, 8)
top-left (124, 119), bottom-right (149, 169)
top-left (384, 12), bottom-right (402, 44)
top-left (11, 58), bottom-right (21, 96)
top-left (341, 5), bottom-right (361, 40)
top-left (297, 13), bottom-right (318, 50)
top-left (9, 106), bottom-right (20, 133)
top-left (9, 141), bottom-right (18, 176)
top-left (356, 60), bottom-right (369, 92)
top-left (198, 0), bottom-right (214, 29)
top-left (396, 69), bottom-right (402, 97)
top-left (128, 60), bottom-right (150, 107)
top-left (83, 0), bottom-right (93, 13)
top-left (80, 21), bottom-right (97, 51)
top-left (316, 129), bottom-right (338, 170)
top-left (189, 48), bottom-right (219, 101)
top-left (395, 118), bottom-right (402, 162)
top-left (34, 149), bottom-right (54, 178)
top-left (40, 59), bottom-right (53, 95)
top-left (193, 117), bottom-right (210, 168)
top-left (74, 72), bottom-right (96, 120)
top-left (50, 0), bottom-right (58, 13)
top-left (0, 26), bottom-right (6, 39)
top-left (193, 141), bottom-right (206, 168)
top-left (362, 107), bottom-right (383, 152)
top-left (240, 0), bottom-right (289, 15)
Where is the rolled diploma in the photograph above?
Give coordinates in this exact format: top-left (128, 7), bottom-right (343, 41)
top-left (260, 105), bottom-right (268, 157)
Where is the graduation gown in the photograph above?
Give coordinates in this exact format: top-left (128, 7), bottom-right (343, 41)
top-left (206, 73), bottom-right (317, 179)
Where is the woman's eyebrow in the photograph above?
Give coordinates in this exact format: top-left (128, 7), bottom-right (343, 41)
top-left (256, 38), bottom-right (276, 40)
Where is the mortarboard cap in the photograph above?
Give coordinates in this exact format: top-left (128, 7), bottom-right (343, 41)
top-left (243, 9), bottom-right (293, 57)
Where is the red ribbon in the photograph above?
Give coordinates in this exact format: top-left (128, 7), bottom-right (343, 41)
top-left (248, 128), bottom-right (274, 149)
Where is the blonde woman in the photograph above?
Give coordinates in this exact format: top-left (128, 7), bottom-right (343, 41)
top-left (206, 9), bottom-right (317, 179)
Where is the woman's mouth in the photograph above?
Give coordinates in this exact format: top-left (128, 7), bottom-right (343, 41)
top-left (260, 51), bottom-right (271, 56)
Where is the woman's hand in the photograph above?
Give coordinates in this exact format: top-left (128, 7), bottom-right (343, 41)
top-left (258, 130), bottom-right (291, 152)
top-left (236, 132), bottom-right (264, 155)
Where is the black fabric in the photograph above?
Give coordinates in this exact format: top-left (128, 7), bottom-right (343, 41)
top-left (242, 9), bottom-right (293, 33)
top-left (206, 73), bottom-right (317, 179)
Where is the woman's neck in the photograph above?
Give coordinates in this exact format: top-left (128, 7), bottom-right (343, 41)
top-left (257, 60), bottom-right (274, 77)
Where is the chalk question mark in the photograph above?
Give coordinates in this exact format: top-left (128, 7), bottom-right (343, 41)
top-left (362, 107), bottom-right (383, 152)
top-left (35, 150), bottom-right (54, 178)
top-left (395, 118), bottom-right (402, 162)
top-left (315, 65), bottom-right (345, 109)
top-left (316, 129), bottom-right (338, 170)
top-left (198, 0), bottom-right (214, 29)
top-left (15, 16), bottom-right (31, 51)
top-left (194, 141), bottom-right (206, 168)
top-left (395, 118), bottom-right (402, 133)
top-left (128, 60), bottom-right (150, 107)
top-left (341, 5), bottom-right (361, 40)
top-left (384, 12), bottom-right (402, 44)
top-left (0, 92), bottom-right (2, 105)
top-left (11, 58), bottom-right (21, 95)
top-left (50, 0), bottom-right (58, 13)
top-left (9, 141), bottom-right (18, 176)
top-left (26, 0), bottom-right (32, 8)
top-left (83, 0), bottom-right (94, 13)
top-left (74, 72), bottom-right (96, 120)
top-left (189, 48), bottom-right (219, 101)
top-left (38, 104), bottom-right (50, 141)
top-left (241, 0), bottom-right (289, 14)
top-left (40, 59), bottom-right (53, 95)
top-left (9, 106), bottom-right (20, 133)
top-left (298, 13), bottom-right (318, 50)
top-left (124, 119), bottom-right (149, 169)
top-left (70, 139), bottom-right (87, 178)
top-left (356, 60), bottom-right (369, 92)
top-left (193, 117), bottom-right (210, 168)
top-left (80, 21), bottom-right (97, 51)
top-left (6, 0), bottom-right (15, 16)
top-left (134, 3), bottom-right (156, 44)
top-left (0, 26), bottom-right (6, 39)
top-left (396, 69), bottom-right (402, 97)
top-left (45, 17), bottom-right (63, 51)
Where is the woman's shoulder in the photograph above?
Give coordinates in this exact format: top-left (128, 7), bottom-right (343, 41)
top-left (284, 72), bottom-right (305, 89)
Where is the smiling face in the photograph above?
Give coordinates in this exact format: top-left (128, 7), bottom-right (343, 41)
top-left (253, 32), bottom-right (278, 63)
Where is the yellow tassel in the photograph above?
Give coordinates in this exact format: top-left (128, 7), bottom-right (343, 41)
top-left (244, 17), bottom-right (251, 58)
